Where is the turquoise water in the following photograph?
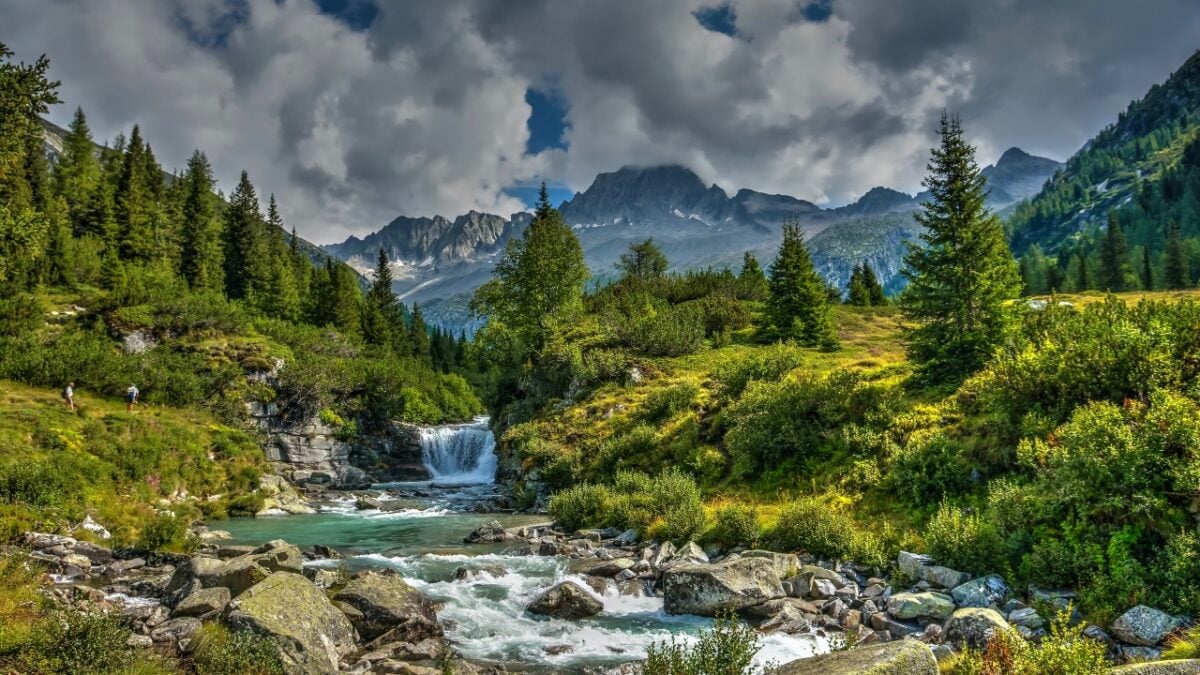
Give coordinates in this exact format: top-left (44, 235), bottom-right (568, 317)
top-left (217, 490), bottom-right (827, 672)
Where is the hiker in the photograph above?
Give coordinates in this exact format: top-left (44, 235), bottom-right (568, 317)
top-left (125, 384), bottom-right (139, 412)
top-left (63, 381), bottom-right (75, 411)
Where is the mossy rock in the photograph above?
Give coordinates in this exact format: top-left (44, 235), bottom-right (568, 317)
top-left (776, 640), bottom-right (938, 674)
top-left (1110, 661), bottom-right (1200, 674)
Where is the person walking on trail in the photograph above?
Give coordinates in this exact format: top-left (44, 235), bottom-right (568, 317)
top-left (125, 384), bottom-right (139, 412)
top-left (63, 381), bottom-right (75, 411)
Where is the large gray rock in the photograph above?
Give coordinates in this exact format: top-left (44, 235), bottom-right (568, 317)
top-left (332, 572), bottom-right (443, 643)
top-left (173, 586), bottom-right (231, 618)
top-left (182, 541), bottom-right (304, 598)
top-left (1110, 661), bottom-right (1200, 674)
top-left (227, 572), bottom-right (358, 674)
top-left (944, 607), bottom-right (1011, 649)
top-left (663, 558), bottom-right (785, 616)
top-left (463, 520), bottom-right (507, 544)
top-left (740, 551), bottom-right (801, 580)
top-left (570, 558), bottom-right (637, 577)
top-left (1111, 605), bottom-right (1180, 647)
top-left (887, 592), bottom-right (956, 621)
top-left (776, 639), bottom-right (938, 674)
top-left (920, 565), bottom-right (970, 589)
top-left (897, 551), bottom-right (933, 579)
top-left (950, 575), bottom-right (1011, 608)
top-left (527, 581), bottom-right (603, 620)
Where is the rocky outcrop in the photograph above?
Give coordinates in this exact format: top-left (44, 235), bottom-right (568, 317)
top-left (332, 572), bottom-right (443, 643)
top-left (528, 581), bottom-right (604, 619)
top-left (663, 557), bottom-right (785, 616)
top-left (776, 640), bottom-right (938, 674)
top-left (1112, 605), bottom-right (1182, 647)
top-left (228, 572), bottom-right (359, 674)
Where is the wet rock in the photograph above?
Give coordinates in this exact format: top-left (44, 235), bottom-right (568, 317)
top-left (776, 639), bottom-right (938, 674)
top-left (570, 557), bottom-right (636, 577)
top-left (528, 581), bottom-right (603, 620)
top-left (227, 572), bottom-right (358, 674)
top-left (452, 565), bottom-right (506, 581)
top-left (662, 557), bottom-right (785, 616)
top-left (675, 541), bottom-right (709, 564)
top-left (356, 497), bottom-right (383, 511)
top-left (869, 612), bottom-right (920, 637)
top-left (304, 567), bottom-right (343, 589)
top-left (944, 607), bottom-right (1011, 650)
top-left (886, 592), bottom-right (955, 621)
top-left (950, 574), bottom-right (1011, 608)
top-left (1111, 605), bottom-right (1180, 647)
top-left (464, 520), bottom-right (508, 544)
top-left (333, 572), bottom-right (443, 643)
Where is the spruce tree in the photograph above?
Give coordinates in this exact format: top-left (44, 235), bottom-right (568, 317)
top-left (1165, 220), bottom-right (1189, 289)
top-left (738, 251), bottom-right (768, 299)
top-left (846, 263), bottom-right (870, 306)
top-left (179, 151), bottom-right (222, 290)
top-left (900, 113), bottom-right (1020, 384)
top-left (329, 261), bottom-right (363, 335)
top-left (766, 222), bottom-right (835, 347)
top-left (54, 107), bottom-right (101, 234)
top-left (863, 263), bottom-right (886, 306)
top-left (1099, 211), bottom-right (1129, 291)
top-left (410, 302), bottom-right (431, 358)
top-left (1141, 246), bottom-right (1154, 291)
top-left (222, 171), bottom-right (268, 301)
top-left (1074, 252), bottom-right (1091, 291)
top-left (363, 247), bottom-right (397, 347)
top-left (114, 126), bottom-right (158, 262)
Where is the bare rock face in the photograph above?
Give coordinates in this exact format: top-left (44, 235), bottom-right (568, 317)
top-left (662, 558), bottom-right (786, 616)
top-left (527, 581), bottom-right (604, 620)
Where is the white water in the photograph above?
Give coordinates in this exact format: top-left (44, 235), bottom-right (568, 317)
top-left (419, 415), bottom-right (498, 484)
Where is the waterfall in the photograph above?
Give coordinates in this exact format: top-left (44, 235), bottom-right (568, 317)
top-left (419, 416), bottom-right (498, 484)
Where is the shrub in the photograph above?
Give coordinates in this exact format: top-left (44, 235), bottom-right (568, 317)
top-left (0, 459), bottom-right (69, 507)
top-left (712, 343), bottom-right (804, 399)
top-left (641, 382), bottom-right (699, 423)
top-left (770, 495), bottom-right (855, 560)
top-left (942, 609), bottom-right (1107, 675)
top-left (644, 614), bottom-right (766, 675)
top-left (24, 608), bottom-right (142, 675)
top-left (548, 484), bottom-right (611, 531)
top-left (888, 434), bottom-right (974, 505)
top-left (923, 503), bottom-right (1004, 575)
top-left (136, 511), bottom-right (189, 552)
top-left (1154, 531), bottom-right (1200, 615)
top-left (191, 623), bottom-right (286, 675)
top-left (617, 302), bottom-right (706, 357)
top-left (713, 502), bottom-right (760, 548)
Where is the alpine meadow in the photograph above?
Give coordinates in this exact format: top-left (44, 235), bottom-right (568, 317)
top-left (3, 3), bottom-right (1200, 675)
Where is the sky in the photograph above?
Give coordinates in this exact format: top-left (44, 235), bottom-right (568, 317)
top-left (3, 0), bottom-right (1199, 244)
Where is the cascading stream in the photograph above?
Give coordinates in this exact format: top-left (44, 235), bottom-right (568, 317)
top-left (419, 415), bottom-right (498, 484)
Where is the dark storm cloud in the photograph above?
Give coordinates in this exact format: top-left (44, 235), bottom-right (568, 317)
top-left (1, 0), bottom-right (1198, 242)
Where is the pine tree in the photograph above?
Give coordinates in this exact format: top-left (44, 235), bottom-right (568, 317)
top-left (738, 251), bottom-right (768, 299)
top-left (900, 113), bottom-right (1020, 384)
top-left (222, 171), bottom-right (268, 301)
top-left (1099, 211), bottom-right (1129, 291)
top-left (363, 247), bottom-right (397, 347)
top-left (54, 107), bottom-right (101, 234)
top-left (617, 238), bottom-right (668, 282)
top-left (179, 151), bottom-right (222, 290)
top-left (114, 126), bottom-right (158, 262)
top-left (766, 222), bottom-right (836, 347)
top-left (1074, 252), bottom-right (1091, 291)
top-left (329, 261), bottom-right (363, 335)
top-left (1141, 246), bottom-right (1154, 291)
top-left (863, 263), bottom-right (886, 306)
top-left (472, 183), bottom-right (588, 351)
top-left (846, 263), bottom-right (870, 306)
top-left (1165, 220), bottom-right (1189, 289)
top-left (410, 302), bottom-right (431, 358)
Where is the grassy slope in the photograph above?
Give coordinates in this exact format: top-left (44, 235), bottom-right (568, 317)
top-left (0, 379), bottom-right (266, 546)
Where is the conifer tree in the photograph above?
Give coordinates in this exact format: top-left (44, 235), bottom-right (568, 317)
top-left (329, 261), bottom-right (363, 335)
top-left (179, 151), bottom-right (222, 290)
top-left (846, 263), bottom-right (871, 306)
top-left (363, 247), bottom-right (397, 347)
top-left (766, 222), bottom-right (836, 347)
top-left (617, 238), bottom-right (668, 282)
top-left (1074, 252), bottom-right (1091, 291)
top-left (900, 113), bottom-right (1020, 384)
top-left (54, 107), bottom-right (101, 233)
top-left (222, 171), bottom-right (268, 301)
top-left (738, 251), bottom-right (768, 299)
top-left (410, 302), bottom-right (431, 358)
top-left (863, 263), bottom-right (886, 306)
top-left (1141, 246), bottom-right (1154, 291)
top-left (1099, 211), bottom-right (1130, 291)
top-left (1165, 220), bottom-right (1190, 289)
top-left (114, 126), bottom-right (158, 261)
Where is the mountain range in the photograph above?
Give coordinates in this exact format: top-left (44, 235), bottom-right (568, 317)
top-left (328, 147), bottom-right (1061, 328)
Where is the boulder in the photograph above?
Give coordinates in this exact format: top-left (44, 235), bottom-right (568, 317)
top-left (1110, 661), bottom-right (1200, 674)
top-left (227, 572), bottom-right (358, 674)
top-left (886, 592), bottom-right (956, 621)
top-left (675, 541), bottom-right (709, 564)
top-left (920, 565), bottom-right (970, 590)
top-left (944, 607), bottom-right (1011, 649)
top-left (950, 575), bottom-right (1011, 608)
top-left (173, 586), bottom-right (231, 618)
top-left (775, 639), bottom-right (938, 674)
top-left (527, 581), bottom-right (603, 620)
top-left (897, 551), bottom-right (933, 579)
top-left (333, 572), bottom-right (443, 643)
top-left (1111, 605), bottom-right (1180, 647)
top-left (189, 541), bottom-right (304, 598)
top-left (150, 617), bottom-right (203, 649)
top-left (463, 520), bottom-right (508, 544)
top-left (452, 565), bottom-right (507, 581)
top-left (569, 558), bottom-right (636, 577)
top-left (1007, 607), bottom-right (1044, 630)
top-left (740, 550), bottom-right (801, 579)
top-left (663, 557), bottom-right (785, 616)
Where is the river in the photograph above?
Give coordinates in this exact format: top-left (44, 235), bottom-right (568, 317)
top-left (220, 417), bottom-right (825, 672)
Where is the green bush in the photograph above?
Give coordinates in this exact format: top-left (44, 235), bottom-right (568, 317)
top-left (548, 484), bottom-right (611, 532)
top-left (0, 459), bottom-right (69, 507)
top-left (923, 503), bottom-right (1004, 575)
top-left (770, 496), bottom-right (855, 560)
top-left (136, 511), bottom-right (189, 552)
top-left (23, 608), bottom-right (145, 675)
top-left (942, 609), bottom-right (1107, 675)
top-left (713, 503), bottom-right (760, 548)
top-left (888, 434), bottom-right (974, 505)
top-left (712, 343), bottom-right (804, 399)
top-left (644, 614), bottom-right (766, 675)
top-left (191, 623), bottom-right (285, 675)
top-left (617, 302), bottom-right (706, 357)
top-left (641, 383), bottom-right (699, 423)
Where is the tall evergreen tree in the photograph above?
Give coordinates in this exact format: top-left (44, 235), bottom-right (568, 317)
top-left (472, 183), bottom-right (588, 352)
top-left (766, 222), bottom-right (836, 348)
top-left (179, 151), bottom-right (222, 290)
top-left (1074, 252), bottom-right (1091, 291)
top-left (863, 263), bottom-right (886, 306)
top-left (114, 125), bottom-right (159, 261)
top-left (222, 171), bottom-right (268, 301)
top-left (1099, 211), bottom-right (1130, 291)
top-left (1165, 220), bottom-right (1190, 289)
top-left (1141, 246), bottom-right (1154, 291)
top-left (846, 263), bottom-right (871, 306)
top-left (363, 247), bottom-right (397, 347)
top-left (329, 261), bottom-right (363, 335)
top-left (410, 302), bottom-right (431, 358)
top-left (53, 107), bottom-right (101, 234)
top-left (738, 251), bottom-right (768, 299)
top-left (900, 113), bottom-right (1020, 384)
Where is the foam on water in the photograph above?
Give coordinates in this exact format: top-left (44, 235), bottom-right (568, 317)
top-left (419, 416), bottom-right (498, 484)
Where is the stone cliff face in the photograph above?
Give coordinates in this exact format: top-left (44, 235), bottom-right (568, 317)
top-left (247, 402), bottom-right (429, 488)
